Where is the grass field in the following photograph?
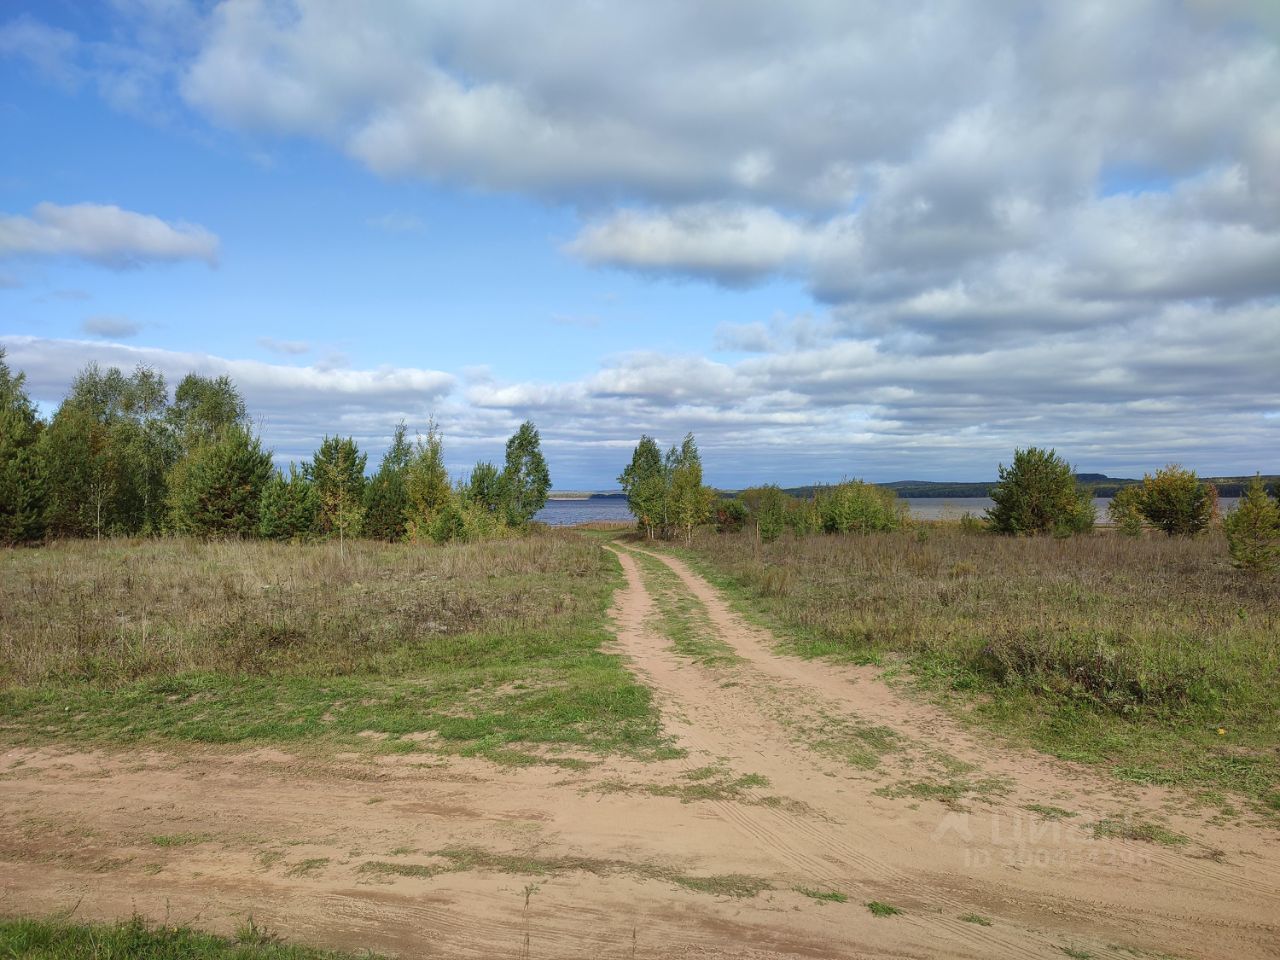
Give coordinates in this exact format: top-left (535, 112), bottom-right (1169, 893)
top-left (0, 915), bottom-right (384, 959)
top-left (0, 532), bottom-right (670, 765)
top-left (672, 526), bottom-right (1280, 813)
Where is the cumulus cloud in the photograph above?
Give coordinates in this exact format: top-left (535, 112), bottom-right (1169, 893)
top-left (0, 202), bottom-right (219, 268)
top-left (81, 316), bottom-right (142, 339)
top-left (6, 2), bottom-right (1279, 482)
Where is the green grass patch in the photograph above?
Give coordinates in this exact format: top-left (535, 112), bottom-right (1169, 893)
top-left (794, 886), bottom-right (847, 903)
top-left (150, 833), bottom-right (212, 847)
top-left (865, 901), bottom-right (902, 917)
top-left (0, 535), bottom-right (674, 765)
top-left (283, 858), bottom-right (329, 878)
top-left (875, 775), bottom-right (1011, 809)
top-left (1091, 816), bottom-right (1187, 846)
top-left (959, 912), bottom-right (992, 926)
top-left (358, 844), bottom-right (770, 898)
top-left (1024, 804), bottom-right (1077, 820)
top-left (0, 914), bottom-right (385, 959)
top-left (593, 765), bottom-right (773, 804)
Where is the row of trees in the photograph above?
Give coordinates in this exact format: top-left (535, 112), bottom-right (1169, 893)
top-left (0, 350), bottom-right (550, 546)
top-left (949, 446), bottom-right (1277, 571)
top-left (616, 440), bottom-right (1277, 572)
top-left (618, 433), bottom-right (909, 544)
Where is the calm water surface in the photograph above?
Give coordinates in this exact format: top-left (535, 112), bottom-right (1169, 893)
top-left (537, 496), bottom-right (1241, 527)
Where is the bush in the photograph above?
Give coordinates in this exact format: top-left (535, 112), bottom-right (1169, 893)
top-left (985, 447), bottom-right (1094, 536)
top-left (816, 480), bottom-right (905, 533)
top-left (739, 485), bottom-right (790, 541)
top-left (1107, 484), bottom-right (1146, 535)
top-left (1223, 475), bottom-right (1279, 573)
top-left (715, 497), bottom-right (748, 533)
top-left (1137, 464), bottom-right (1217, 537)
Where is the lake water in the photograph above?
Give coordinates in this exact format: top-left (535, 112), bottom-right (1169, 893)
top-left (536, 498), bottom-right (635, 526)
top-left (537, 496), bottom-right (1241, 527)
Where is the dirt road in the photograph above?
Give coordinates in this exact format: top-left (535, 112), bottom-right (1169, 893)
top-left (2, 543), bottom-right (1278, 958)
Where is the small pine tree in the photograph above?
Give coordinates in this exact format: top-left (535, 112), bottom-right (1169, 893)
top-left (362, 422), bottom-right (413, 542)
top-left (1137, 464), bottom-right (1217, 537)
top-left (501, 420), bottom-right (551, 526)
top-left (166, 425), bottom-right (273, 538)
top-left (0, 349), bottom-right (45, 544)
top-left (307, 436), bottom-right (367, 547)
top-left (1223, 475), bottom-right (1279, 573)
top-left (985, 447), bottom-right (1095, 536)
top-left (259, 465), bottom-right (317, 541)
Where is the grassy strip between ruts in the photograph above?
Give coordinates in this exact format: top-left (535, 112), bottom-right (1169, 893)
top-left (0, 533), bottom-right (674, 765)
top-left (357, 843), bottom-right (771, 898)
top-left (625, 548), bottom-right (740, 666)
top-left (660, 527), bottom-right (1280, 816)
top-left (0, 915), bottom-right (385, 960)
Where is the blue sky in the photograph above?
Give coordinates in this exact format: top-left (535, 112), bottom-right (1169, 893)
top-left (2, 1), bottom-right (1278, 487)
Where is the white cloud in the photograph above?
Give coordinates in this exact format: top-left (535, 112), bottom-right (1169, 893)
top-left (5, 2), bottom-right (1279, 482)
top-left (81, 316), bottom-right (142, 338)
top-left (3, 336), bottom-right (455, 465)
top-left (0, 202), bottom-right (219, 268)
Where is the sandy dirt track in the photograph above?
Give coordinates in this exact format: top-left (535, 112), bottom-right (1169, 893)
top-left (2, 542), bottom-right (1278, 959)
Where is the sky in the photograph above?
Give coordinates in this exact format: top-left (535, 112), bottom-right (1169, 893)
top-left (1, 0), bottom-right (1278, 488)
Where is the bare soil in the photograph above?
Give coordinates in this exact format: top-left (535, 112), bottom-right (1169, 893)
top-left (2, 543), bottom-right (1277, 959)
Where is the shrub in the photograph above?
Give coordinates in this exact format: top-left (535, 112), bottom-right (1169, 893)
top-left (817, 480), bottom-right (905, 533)
top-left (715, 497), bottom-right (748, 533)
top-left (1137, 464), bottom-right (1217, 537)
top-left (740, 485), bottom-right (789, 541)
top-left (1107, 484), bottom-right (1145, 535)
top-left (985, 447), bottom-right (1094, 536)
top-left (1223, 475), bottom-right (1279, 573)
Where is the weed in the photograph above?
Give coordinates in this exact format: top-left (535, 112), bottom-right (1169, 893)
top-left (358, 844), bottom-right (770, 898)
top-left (959, 912), bottom-right (992, 926)
top-left (794, 886), bottom-right (847, 903)
top-left (284, 857), bottom-right (330, 878)
top-left (150, 832), bottom-right (211, 847)
top-left (865, 901), bottom-right (902, 917)
top-left (1025, 804), bottom-right (1077, 820)
top-left (1092, 816), bottom-right (1187, 846)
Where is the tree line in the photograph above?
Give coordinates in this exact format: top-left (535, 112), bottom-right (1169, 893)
top-left (0, 350), bottom-right (550, 546)
top-left (617, 438), bottom-right (1279, 573)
